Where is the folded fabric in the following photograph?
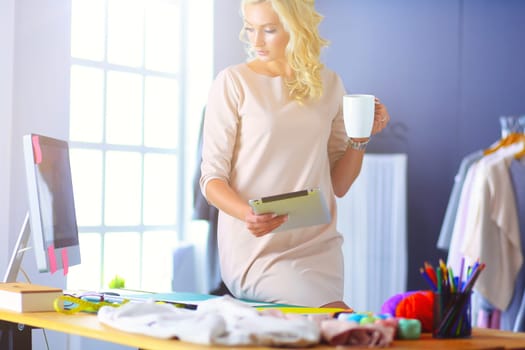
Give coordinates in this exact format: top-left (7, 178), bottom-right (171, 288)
top-left (319, 318), bottom-right (395, 347)
top-left (97, 295), bottom-right (320, 347)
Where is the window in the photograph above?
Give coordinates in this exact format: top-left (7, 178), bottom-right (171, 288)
top-left (67, 0), bottom-right (212, 292)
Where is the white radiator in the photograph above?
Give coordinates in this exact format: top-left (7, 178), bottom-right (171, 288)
top-left (337, 153), bottom-right (408, 313)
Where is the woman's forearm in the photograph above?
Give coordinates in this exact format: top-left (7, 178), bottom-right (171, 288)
top-left (204, 178), bottom-right (252, 220)
top-left (331, 146), bottom-right (366, 197)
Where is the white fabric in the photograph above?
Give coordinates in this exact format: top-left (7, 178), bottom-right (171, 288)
top-left (462, 147), bottom-right (522, 310)
top-left (98, 295), bottom-right (397, 347)
top-left (447, 142), bottom-right (523, 311)
top-left (447, 161), bottom-right (478, 272)
top-left (97, 296), bottom-right (320, 347)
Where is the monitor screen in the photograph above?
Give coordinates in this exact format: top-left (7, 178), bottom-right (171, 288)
top-left (27, 134), bottom-right (78, 249)
top-left (4, 134), bottom-right (82, 282)
top-left (21, 134), bottom-right (81, 276)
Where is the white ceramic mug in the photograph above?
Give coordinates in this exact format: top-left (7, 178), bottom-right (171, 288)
top-left (343, 94), bottom-right (375, 138)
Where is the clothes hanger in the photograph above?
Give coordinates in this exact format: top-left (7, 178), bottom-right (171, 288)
top-left (483, 132), bottom-right (521, 156)
top-left (513, 133), bottom-right (525, 159)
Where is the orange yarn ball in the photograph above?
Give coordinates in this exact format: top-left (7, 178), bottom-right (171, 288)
top-left (395, 290), bottom-right (434, 332)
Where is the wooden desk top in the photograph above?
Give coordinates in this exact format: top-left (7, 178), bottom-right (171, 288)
top-left (1, 308), bottom-right (525, 350)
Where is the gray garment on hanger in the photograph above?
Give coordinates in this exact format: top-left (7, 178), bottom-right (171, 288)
top-left (437, 150), bottom-right (483, 250)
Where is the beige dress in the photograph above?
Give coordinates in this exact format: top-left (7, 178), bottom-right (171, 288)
top-left (200, 63), bottom-right (348, 306)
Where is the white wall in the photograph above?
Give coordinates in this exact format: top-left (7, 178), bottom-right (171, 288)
top-left (0, 0), bottom-right (15, 277)
top-left (6, 0), bottom-right (72, 347)
top-left (9, 0), bottom-right (72, 288)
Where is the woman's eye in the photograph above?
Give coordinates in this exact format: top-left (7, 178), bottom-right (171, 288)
top-left (265, 29), bottom-right (276, 34)
top-left (244, 27), bottom-right (254, 33)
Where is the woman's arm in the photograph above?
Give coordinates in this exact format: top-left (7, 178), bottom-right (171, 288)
top-left (205, 178), bottom-right (251, 221)
top-left (205, 178), bottom-right (288, 237)
top-left (331, 100), bottom-right (390, 197)
top-left (331, 144), bottom-right (367, 197)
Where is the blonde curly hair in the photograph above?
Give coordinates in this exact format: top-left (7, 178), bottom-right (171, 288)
top-left (240, 0), bottom-right (329, 103)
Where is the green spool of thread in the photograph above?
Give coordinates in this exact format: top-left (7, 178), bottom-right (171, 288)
top-left (397, 318), bottom-right (421, 339)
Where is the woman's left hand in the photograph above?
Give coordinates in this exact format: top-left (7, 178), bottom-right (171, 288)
top-left (371, 98), bottom-right (390, 135)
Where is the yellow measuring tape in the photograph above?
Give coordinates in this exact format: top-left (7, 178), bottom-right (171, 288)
top-left (54, 295), bottom-right (129, 315)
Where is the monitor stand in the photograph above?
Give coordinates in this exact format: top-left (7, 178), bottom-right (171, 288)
top-left (3, 212), bottom-right (31, 283)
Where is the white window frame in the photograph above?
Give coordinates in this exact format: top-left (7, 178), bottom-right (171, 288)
top-left (67, 0), bottom-right (212, 291)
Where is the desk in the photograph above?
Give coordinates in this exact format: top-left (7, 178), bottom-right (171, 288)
top-left (1, 307), bottom-right (525, 350)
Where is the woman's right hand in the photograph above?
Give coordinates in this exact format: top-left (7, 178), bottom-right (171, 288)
top-left (204, 179), bottom-right (288, 236)
top-left (244, 209), bottom-right (288, 237)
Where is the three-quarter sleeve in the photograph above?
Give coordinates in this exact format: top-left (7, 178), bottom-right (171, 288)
top-left (199, 69), bottom-right (243, 200)
top-left (326, 74), bottom-right (348, 170)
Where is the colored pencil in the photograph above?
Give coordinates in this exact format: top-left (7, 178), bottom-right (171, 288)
top-left (420, 268), bottom-right (437, 291)
top-left (458, 257), bottom-right (465, 292)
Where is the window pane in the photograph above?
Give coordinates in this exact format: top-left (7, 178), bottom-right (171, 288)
top-left (67, 233), bottom-right (102, 289)
top-left (103, 232), bottom-right (141, 288)
top-left (71, 0), bottom-right (105, 61)
top-left (143, 153), bottom-right (178, 225)
top-left (107, 0), bottom-right (144, 67)
top-left (145, 1), bottom-right (180, 73)
top-left (144, 76), bottom-right (179, 148)
top-left (106, 71), bottom-right (143, 145)
top-left (142, 230), bottom-right (177, 291)
top-left (70, 149), bottom-right (103, 226)
top-left (69, 65), bottom-right (104, 143)
top-left (105, 151), bottom-right (142, 226)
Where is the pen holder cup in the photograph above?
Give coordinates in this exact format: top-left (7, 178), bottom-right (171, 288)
top-left (433, 291), bottom-right (472, 339)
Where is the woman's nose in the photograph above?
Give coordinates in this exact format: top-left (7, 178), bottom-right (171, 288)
top-left (253, 31), bottom-right (265, 47)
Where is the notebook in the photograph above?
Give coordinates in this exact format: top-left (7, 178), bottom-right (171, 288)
top-left (248, 188), bottom-right (331, 232)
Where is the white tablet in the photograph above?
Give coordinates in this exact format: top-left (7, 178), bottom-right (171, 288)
top-left (248, 188), bottom-right (331, 232)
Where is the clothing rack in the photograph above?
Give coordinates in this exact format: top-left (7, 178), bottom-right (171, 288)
top-left (438, 115), bottom-right (525, 331)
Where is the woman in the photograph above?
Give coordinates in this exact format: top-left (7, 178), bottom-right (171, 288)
top-left (200, 0), bottom-right (389, 308)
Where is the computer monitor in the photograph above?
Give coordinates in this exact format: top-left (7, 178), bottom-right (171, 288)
top-left (3, 134), bottom-right (81, 283)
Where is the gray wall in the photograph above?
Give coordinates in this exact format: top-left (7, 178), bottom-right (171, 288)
top-left (213, 0), bottom-right (245, 73)
top-left (316, 0), bottom-right (525, 290)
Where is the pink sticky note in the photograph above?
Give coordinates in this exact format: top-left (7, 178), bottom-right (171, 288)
top-left (47, 244), bottom-right (57, 274)
top-left (31, 135), bottom-right (43, 164)
top-left (62, 249), bottom-right (69, 276)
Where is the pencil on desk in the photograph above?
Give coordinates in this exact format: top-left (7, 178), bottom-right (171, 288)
top-left (463, 263), bottom-right (485, 294)
top-left (419, 268), bottom-right (437, 291)
top-left (439, 259), bottom-right (448, 283)
top-left (458, 257), bottom-right (465, 292)
top-left (424, 261), bottom-right (438, 286)
top-left (448, 267), bottom-right (456, 293)
top-left (437, 267), bottom-right (442, 294)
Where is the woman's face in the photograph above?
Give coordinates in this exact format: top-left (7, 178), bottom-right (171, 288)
top-left (243, 1), bottom-right (290, 62)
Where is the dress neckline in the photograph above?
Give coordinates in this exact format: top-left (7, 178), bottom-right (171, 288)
top-left (242, 62), bottom-right (284, 80)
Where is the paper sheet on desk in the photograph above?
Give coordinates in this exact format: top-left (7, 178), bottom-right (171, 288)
top-left (119, 292), bottom-right (285, 308)
top-left (67, 289), bottom-right (297, 310)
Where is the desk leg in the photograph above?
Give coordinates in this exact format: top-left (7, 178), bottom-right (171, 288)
top-left (0, 320), bottom-right (32, 350)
